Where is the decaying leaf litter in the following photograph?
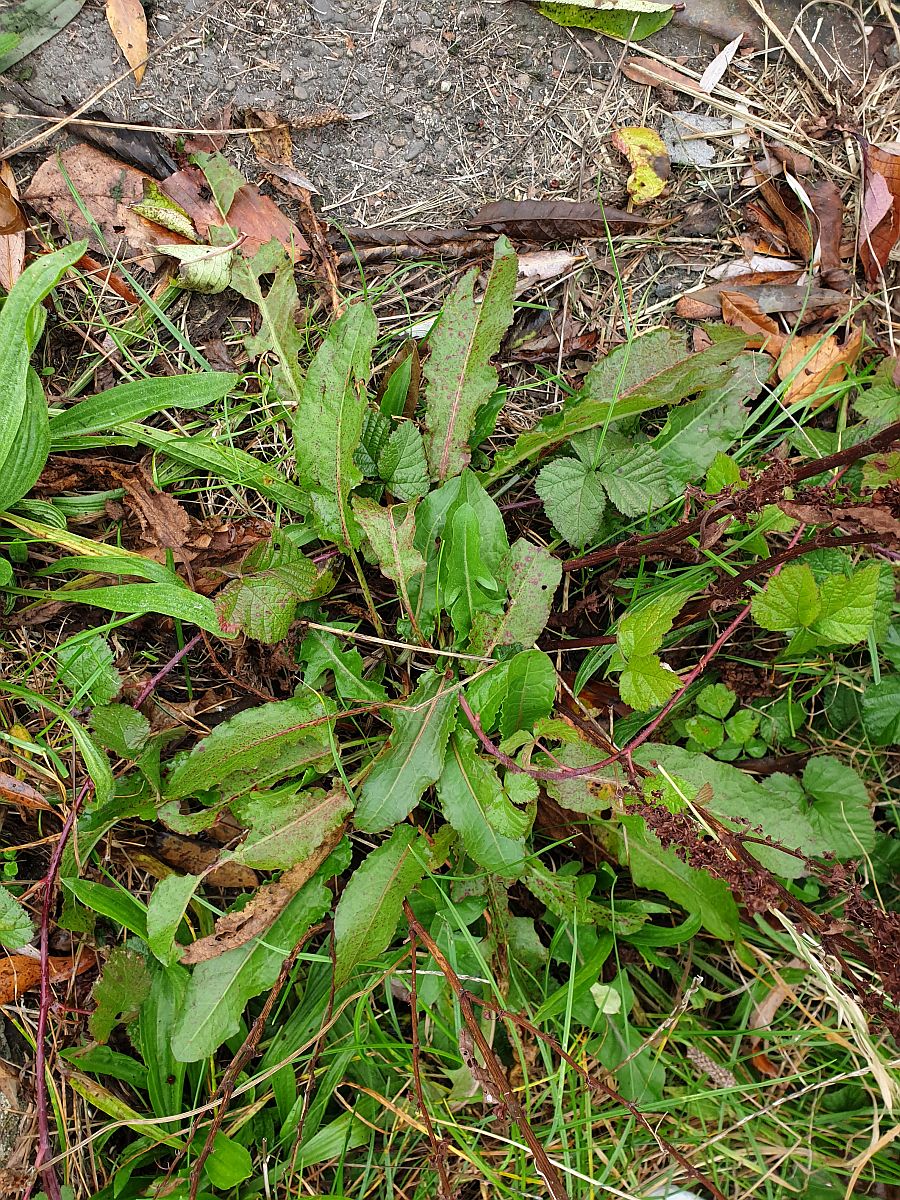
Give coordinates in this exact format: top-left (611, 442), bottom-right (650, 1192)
top-left (2, 0), bottom-right (900, 1198)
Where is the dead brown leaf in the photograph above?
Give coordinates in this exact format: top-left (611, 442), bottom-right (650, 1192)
top-left (105, 0), bottom-right (148, 82)
top-left (24, 145), bottom-right (168, 263)
top-left (0, 949), bottom-right (96, 1005)
top-left (468, 200), bottom-right (649, 241)
top-left (621, 56), bottom-right (699, 93)
top-left (769, 143), bottom-right (813, 175)
top-left (680, 281), bottom-right (843, 319)
top-left (779, 500), bottom-right (900, 537)
top-left (0, 772), bottom-right (52, 812)
top-left (184, 105), bottom-right (233, 155)
top-left (777, 328), bottom-right (863, 406)
top-left (858, 142), bottom-right (900, 282)
top-left (154, 833), bottom-right (258, 889)
top-left (720, 289), bottom-right (785, 354)
top-left (180, 826), bottom-right (344, 963)
top-left (0, 164), bottom-right (25, 292)
top-left (754, 171), bottom-right (816, 261)
top-left (807, 179), bottom-right (848, 288)
top-left (160, 166), bottom-right (308, 260)
top-left (245, 109), bottom-right (292, 167)
top-left (103, 464), bottom-right (191, 560)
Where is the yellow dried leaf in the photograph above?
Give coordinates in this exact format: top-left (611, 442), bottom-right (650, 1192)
top-left (105, 0), bottom-right (148, 83)
top-left (611, 126), bottom-right (670, 205)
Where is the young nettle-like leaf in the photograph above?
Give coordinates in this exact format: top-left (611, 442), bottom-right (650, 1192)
top-left (753, 562), bottom-right (879, 651)
top-left (355, 670), bottom-right (458, 833)
top-left (333, 826), bottom-right (428, 986)
top-left (164, 693), bottom-right (335, 801)
top-left (90, 703), bottom-right (152, 760)
top-left (619, 655), bottom-right (680, 711)
top-left (57, 633), bottom-right (122, 707)
top-left (813, 564), bottom-right (880, 644)
top-left (436, 729), bottom-right (526, 877)
top-left (440, 502), bottom-right (505, 638)
top-left (535, 457), bottom-right (606, 546)
top-left (299, 628), bottom-right (387, 703)
top-left (469, 537), bottom-right (562, 655)
top-left (424, 235), bottom-right (517, 481)
top-left (378, 421), bottom-right (430, 500)
top-left (0, 885), bottom-right (34, 949)
top-left (90, 945), bottom-right (152, 1044)
top-left (861, 676), bottom-right (900, 745)
top-left (596, 443), bottom-right (672, 517)
top-left (294, 301), bottom-right (378, 549)
top-left (752, 564), bottom-right (821, 631)
top-left (216, 557), bottom-right (334, 644)
top-left (613, 591), bottom-right (688, 712)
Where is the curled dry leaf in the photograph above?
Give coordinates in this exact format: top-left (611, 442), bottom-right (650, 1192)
top-left (245, 108), bottom-right (293, 167)
top-left (0, 948), bottom-right (96, 1005)
top-left (0, 771), bottom-right (53, 811)
top-left (469, 199), bottom-right (649, 240)
top-left (105, 0), bottom-right (148, 83)
top-left (621, 54), bottom-right (698, 93)
top-left (611, 126), bottom-right (670, 205)
top-left (180, 824), bottom-right (344, 963)
top-left (719, 290), bottom-right (784, 353)
top-left (0, 163), bottom-right (25, 293)
top-left (157, 242), bottom-right (235, 294)
top-left (858, 142), bottom-right (900, 281)
top-left (777, 328), bottom-right (863, 406)
top-left (697, 32), bottom-right (742, 93)
top-left (154, 833), bottom-right (258, 889)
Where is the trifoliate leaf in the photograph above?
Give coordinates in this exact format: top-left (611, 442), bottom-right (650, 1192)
top-left (696, 683), bottom-right (736, 719)
top-left (157, 243), bottom-right (234, 294)
top-left (535, 456), bottom-right (606, 546)
top-left (751, 564), bottom-right (820, 631)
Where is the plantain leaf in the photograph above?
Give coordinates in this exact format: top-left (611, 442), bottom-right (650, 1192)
top-left (423, 235), bottom-right (517, 482)
top-left (0, 367), bottom-right (50, 510)
top-left (49, 372), bottom-right (238, 440)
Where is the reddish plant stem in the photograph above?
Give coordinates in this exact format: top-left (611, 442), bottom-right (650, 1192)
top-left (132, 631), bottom-right (204, 708)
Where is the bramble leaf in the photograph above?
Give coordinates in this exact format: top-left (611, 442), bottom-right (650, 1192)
top-left (751, 564), bottom-right (820, 631)
top-left (535, 457), bottom-right (606, 546)
top-left (618, 654), bottom-right (680, 711)
top-left (597, 443), bottom-right (672, 516)
top-left (216, 558), bottom-right (334, 643)
top-left (617, 591), bottom-right (688, 659)
top-left (0, 885), bottom-right (34, 949)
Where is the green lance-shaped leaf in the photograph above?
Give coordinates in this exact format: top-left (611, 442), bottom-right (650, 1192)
top-left (49, 371), bottom-right (238, 440)
top-left (436, 730), bottom-right (525, 878)
top-left (164, 693), bottom-right (335, 801)
top-left (0, 368), bottom-right (50, 510)
top-left (333, 826), bottom-right (427, 986)
top-left (355, 670), bottom-right (458, 833)
top-left (231, 785), bottom-right (353, 870)
top-left (423, 235), bottom-right (517, 482)
top-left (499, 649), bottom-right (558, 739)
top-left (294, 301), bottom-right (378, 548)
top-left (0, 241), bottom-right (86, 480)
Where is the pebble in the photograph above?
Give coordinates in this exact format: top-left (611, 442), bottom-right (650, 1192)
top-left (404, 137), bottom-right (426, 160)
top-left (293, 82), bottom-right (309, 101)
top-left (390, 130), bottom-right (409, 148)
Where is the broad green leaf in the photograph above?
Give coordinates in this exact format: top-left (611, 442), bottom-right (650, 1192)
top-left (205, 1134), bottom-right (253, 1189)
top-left (441, 501), bottom-right (504, 638)
top-left (634, 743), bottom-right (822, 877)
top-left (696, 683), bottom-right (736, 719)
top-left (536, 0), bottom-right (673, 40)
top-left (49, 372), bottom-right (238, 439)
top-left (597, 443), bottom-right (671, 516)
top-left (90, 946), bottom-right (151, 1043)
top-left (357, 408), bottom-right (392, 476)
top-left (539, 731), bottom-right (622, 813)
top-left (57, 633), bottom-right (121, 706)
top-left (147, 874), bottom-right (202, 965)
top-left (0, 242), bottom-right (86, 477)
top-left (333, 826), bottom-right (427, 986)
top-left (45, 582), bottom-right (228, 637)
top-left (215, 559), bottom-right (333, 643)
top-left (0, 885), bottom-right (34, 949)
top-left (90, 704), bottom-right (152, 759)
top-left (618, 654), bottom-right (680, 711)
top-left (353, 498), bottom-right (426, 614)
top-left (802, 756), bottom-right (876, 857)
top-left (66, 1070), bottom-right (181, 1148)
top-left (484, 327), bottom-right (748, 481)
top-left (138, 963), bottom-right (188, 1118)
top-left (853, 358), bottom-right (900, 429)
top-left (617, 591), bottom-right (688, 658)
top-left (121, 422), bottom-right (312, 514)
top-left (463, 661), bottom-right (510, 734)
top-left (521, 860), bottom-right (636, 930)
top-left (423, 235), bottom-right (516, 481)
top-left (171, 861), bottom-right (337, 1061)
top-left (165, 693), bottom-right (334, 801)
top-left (64, 879), bottom-right (149, 939)
top-left (861, 676), bottom-right (900, 745)
top-left (0, 682), bottom-right (114, 806)
top-left (59, 1044), bottom-right (147, 1091)
top-left (684, 714), bottom-right (724, 750)
top-left (0, 0), bottom-right (84, 71)
top-left (230, 243), bottom-right (305, 406)
top-left (355, 671), bottom-right (458, 833)
top-left (619, 811), bottom-right (739, 940)
top-left (192, 151), bottom-right (246, 216)
top-left (705, 451), bottom-right (744, 493)
top-left (535, 457), bottom-right (606, 546)
top-left (751, 564), bottom-right (820, 631)
top-left (813, 563), bottom-right (880, 644)
top-left (437, 730), bottom-right (526, 877)
top-left (469, 537), bottom-right (562, 655)
top-left (725, 709), bottom-right (758, 743)
top-left (231, 785), bottom-right (353, 870)
top-left (499, 649), bottom-right (557, 740)
top-left (299, 628), bottom-right (387, 703)
top-left (592, 972), bottom-right (666, 1104)
top-left (378, 421), bottom-right (430, 500)
top-left (652, 353), bottom-right (765, 484)
top-left (0, 368), bottom-right (50, 509)
top-left (294, 302), bottom-right (377, 548)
